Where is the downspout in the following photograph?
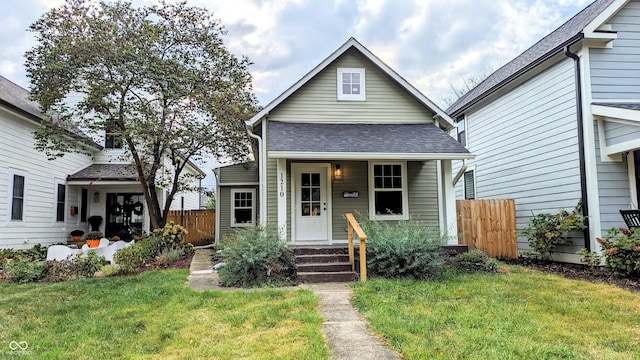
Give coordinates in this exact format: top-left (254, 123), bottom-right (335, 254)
top-left (246, 122), bottom-right (267, 226)
top-left (564, 45), bottom-right (591, 251)
top-left (453, 160), bottom-right (467, 186)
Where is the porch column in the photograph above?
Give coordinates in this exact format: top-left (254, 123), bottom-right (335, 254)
top-left (440, 159), bottom-right (458, 244)
top-left (277, 158), bottom-right (287, 241)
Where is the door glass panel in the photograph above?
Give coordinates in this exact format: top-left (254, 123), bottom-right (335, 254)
top-left (301, 172), bottom-right (321, 217)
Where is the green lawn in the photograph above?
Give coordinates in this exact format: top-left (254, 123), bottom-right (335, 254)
top-left (352, 265), bottom-right (640, 360)
top-left (0, 270), bottom-right (327, 359)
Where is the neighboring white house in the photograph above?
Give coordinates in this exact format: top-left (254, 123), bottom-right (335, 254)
top-left (448, 0), bottom-right (640, 262)
top-left (0, 75), bottom-right (204, 249)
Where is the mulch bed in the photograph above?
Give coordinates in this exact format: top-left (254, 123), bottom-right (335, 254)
top-left (504, 258), bottom-right (640, 293)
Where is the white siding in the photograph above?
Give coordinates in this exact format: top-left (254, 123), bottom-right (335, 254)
top-left (455, 59), bottom-right (584, 252)
top-left (590, 0), bottom-right (640, 100)
top-left (0, 107), bottom-right (94, 249)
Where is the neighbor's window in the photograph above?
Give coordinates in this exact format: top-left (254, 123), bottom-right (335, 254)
top-left (105, 126), bottom-right (123, 149)
top-left (337, 68), bottom-right (366, 101)
top-left (11, 174), bottom-right (25, 221)
top-left (464, 170), bottom-right (475, 200)
top-left (457, 115), bottom-right (466, 147)
top-left (56, 183), bottom-right (66, 222)
top-left (231, 189), bottom-right (255, 227)
top-left (368, 162), bottom-right (408, 220)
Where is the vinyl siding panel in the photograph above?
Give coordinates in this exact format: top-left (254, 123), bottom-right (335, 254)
top-left (268, 48), bottom-right (436, 124)
top-left (217, 185), bottom-right (260, 240)
top-left (595, 121), bottom-right (632, 231)
top-left (218, 163), bottom-right (259, 184)
top-left (331, 161), bottom-right (369, 241)
top-left (0, 107), bottom-right (94, 249)
top-left (604, 121), bottom-right (640, 146)
top-left (454, 59), bottom-right (583, 253)
top-left (266, 158), bottom-right (278, 224)
top-left (590, 0), bottom-right (640, 99)
top-left (407, 161), bottom-right (439, 225)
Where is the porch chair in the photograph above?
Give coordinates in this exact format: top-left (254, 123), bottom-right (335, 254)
top-left (46, 245), bottom-right (78, 261)
top-left (98, 238), bottom-right (110, 247)
top-left (619, 210), bottom-right (640, 229)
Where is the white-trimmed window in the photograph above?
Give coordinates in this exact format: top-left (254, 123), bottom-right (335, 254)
top-left (464, 170), bottom-right (475, 200)
top-left (11, 174), bottom-right (25, 221)
top-left (457, 115), bottom-right (466, 147)
top-left (55, 182), bottom-right (66, 222)
top-left (368, 162), bottom-right (408, 220)
top-left (337, 68), bottom-right (365, 101)
top-left (231, 189), bottom-right (255, 227)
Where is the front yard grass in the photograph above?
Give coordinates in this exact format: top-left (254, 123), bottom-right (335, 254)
top-left (352, 265), bottom-right (640, 359)
top-left (0, 269), bottom-right (327, 359)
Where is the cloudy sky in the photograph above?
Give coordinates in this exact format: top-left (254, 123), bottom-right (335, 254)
top-left (0, 0), bottom-right (592, 188)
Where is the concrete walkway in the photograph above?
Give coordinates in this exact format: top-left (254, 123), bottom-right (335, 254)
top-left (187, 249), bottom-right (399, 360)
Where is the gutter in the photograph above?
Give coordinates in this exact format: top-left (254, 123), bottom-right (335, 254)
top-left (246, 122), bottom-right (267, 226)
top-left (564, 45), bottom-right (591, 251)
top-left (453, 159), bottom-right (467, 186)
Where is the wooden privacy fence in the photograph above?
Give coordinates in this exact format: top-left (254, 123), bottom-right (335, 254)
top-left (167, 209), bottom-right (215, 246)
top-left (456, 199), bottom-right (517, 259)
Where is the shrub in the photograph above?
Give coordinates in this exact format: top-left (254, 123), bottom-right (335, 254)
top-left (5, 258), bottom-right (47, 283)
top-left (100, 264), bottom-right (121, 276)
top-left (76, 250), bottom-right (107, 277)
top-left (596, 227), bottom-right (640, 277)
top-left (577, 248), bottom-right (602, 270)
top-left (82, 231), bottom-right (104, 241)
top-left (113, 237), bottom-right (159, 274)
top-left (152, 222), bottom-right (188, 250)
top-left (218, 225), bottom-right (296, 287)
top-left (520, 203), bottom-right (586, 261)
top-left (44, 260), bottom-right (81, 282)
top-left (454, 250), bottom-right (499, 273)
top-left (359, 217), bottom-right (446, 279)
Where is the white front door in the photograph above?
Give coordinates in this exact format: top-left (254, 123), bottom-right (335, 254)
top-left (293, 164), bottom-right (330, 243)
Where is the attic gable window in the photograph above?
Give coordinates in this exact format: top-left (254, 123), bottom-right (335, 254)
top-left (337, 68), bottom-right (366, 101)
top-left (105, 126), bottom-right (122, 149)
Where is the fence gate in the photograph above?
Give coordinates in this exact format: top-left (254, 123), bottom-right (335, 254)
top-left (167, 209), bottom-right (215, 246)
top-left (456, 199), bottom-right (517, 259)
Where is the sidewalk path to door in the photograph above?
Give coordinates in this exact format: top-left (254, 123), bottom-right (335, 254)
top-left (187, 249), bottom-right (399, 360)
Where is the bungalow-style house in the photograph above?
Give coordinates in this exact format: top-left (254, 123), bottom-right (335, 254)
top-left (215, 38), bottom-right (473, 244)
top-left (448, 0), bottom-right (640, 261)
top-left (0, 75), bottom-right (204, 248)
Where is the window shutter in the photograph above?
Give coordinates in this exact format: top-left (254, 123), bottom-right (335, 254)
top-left (464, 170), bottom-right (475, 200)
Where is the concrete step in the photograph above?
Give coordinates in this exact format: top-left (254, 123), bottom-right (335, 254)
top-left (294, 246), bottom-right (349, 255)
top-left (297, 262), bottom-right (353, 273)
top-left (296, 253), bottom-right (350, 264)
top-left (298, 271), bottom-right (357, 283)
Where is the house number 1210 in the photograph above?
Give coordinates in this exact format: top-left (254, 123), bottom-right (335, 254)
top-left (279, 173), bottom-right (285, 197)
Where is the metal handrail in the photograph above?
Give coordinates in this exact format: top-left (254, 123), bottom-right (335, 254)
top-left (345, 213), bottom-right (368, 281)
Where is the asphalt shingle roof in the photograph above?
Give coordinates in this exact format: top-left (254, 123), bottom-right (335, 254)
top-left (68, 164), bottom-right (138, 181)
top-left (0, 75), bottom-right (42, 120)
top-left (447, 0), bottom-right (616, 116)
top-left (592, 102), bottom-right (640, 111)
top-left (268, 121), bottom-right (471, 155)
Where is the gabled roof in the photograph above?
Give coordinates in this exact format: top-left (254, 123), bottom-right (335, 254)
top-left (268, 121), bottom-right (473, 160)
top-left (0, 75), bottom-right (44, 121)
top-left (247, 37), bottom-right (455, 129)
top-left (447, 0), bottom-right (620, 117)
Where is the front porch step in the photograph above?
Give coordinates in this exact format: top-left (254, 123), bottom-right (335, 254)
top-left (298, 262), bottom-right (352, 273)
top-left (294, 246), bottom-right (357, 283)
top-left (296, 254), bottom-right (350, 264)
top-left (297, 271), bottom-right (358, 283)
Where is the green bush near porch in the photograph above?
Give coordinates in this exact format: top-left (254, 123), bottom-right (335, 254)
top-left (218, 225), bottom-right (297, 287)
top-left (358, 217), bottom-right (447, 279)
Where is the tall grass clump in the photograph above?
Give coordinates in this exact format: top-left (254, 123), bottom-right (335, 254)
top-left (359, 216), bottom-right (447, 279)
top-left (218, 225), bottom-right (296, 287)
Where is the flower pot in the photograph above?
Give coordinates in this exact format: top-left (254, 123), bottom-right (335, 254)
top-left (86, 240), bottom-right (100, 248)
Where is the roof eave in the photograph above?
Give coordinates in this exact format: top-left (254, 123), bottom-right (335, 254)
top-left (450, 33), bottom-right (585, 118)
top-left (267, 151), bottom-right (474, 160)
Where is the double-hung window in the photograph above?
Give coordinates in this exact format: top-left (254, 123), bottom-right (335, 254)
top-left (368, 162), bottom-right (408, 220)
top-left (105, 126), bottom-right (123, 149)
top-left (56, 183), bottom-right (66, 222)
top-left (337, 68), bottom-right (366, 101)
top-left (11, 174), bottom-right (25, 221)
top-left (457, 115), bottom-right (466, 147)
top-left (231, 189), bottom-right (255, 227)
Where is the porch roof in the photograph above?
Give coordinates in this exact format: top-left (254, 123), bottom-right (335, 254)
top-left (267, 121), bottom-right (474, 160)
top-left (67, 164), bottom-right (138, 182)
